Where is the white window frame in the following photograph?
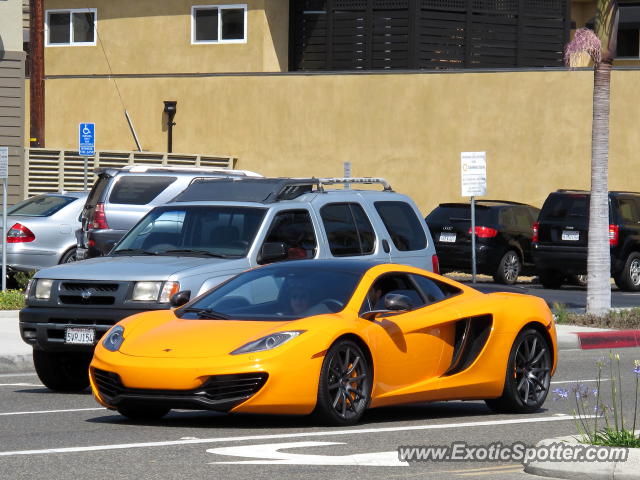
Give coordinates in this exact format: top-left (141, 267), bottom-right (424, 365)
top-left (45, 8), bottom-right (97, 47)
top-left (191, 4), bottom-right (247, 45)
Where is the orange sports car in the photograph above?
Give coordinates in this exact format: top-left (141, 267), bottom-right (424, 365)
top-left (89, 260), bottom-right (557, 425)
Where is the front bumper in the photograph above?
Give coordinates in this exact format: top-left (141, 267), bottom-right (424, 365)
top-left (436, 244), bottom-right (500, 273)
top-left (19, 306), bottom-right (168, 352)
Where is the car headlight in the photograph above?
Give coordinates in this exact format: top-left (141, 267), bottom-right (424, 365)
top-left (230, 330), bottom-right (305, 355)
top-left (34, 279), bottom-right (53, 300)
top-left (103, 325), bottom-right (125, 352)
top-left (131, 281), bottom-right (180, 302)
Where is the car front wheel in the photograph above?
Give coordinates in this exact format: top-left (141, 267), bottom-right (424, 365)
top-left (493, 250), bottom-right (521, 285)
top-left (614, 252), bottom-right (640, 292)
top-left (313, 339), bottom-right (371, 426)
top-left (485, 328), bottom-right (552, 414)
top-left (33, 349), bottom-right (91, 391)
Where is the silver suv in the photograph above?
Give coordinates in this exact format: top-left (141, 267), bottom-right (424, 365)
top-left (77, 165), bottom-right (261, 259)
top-left (20, 177), bottom-right (438, 391)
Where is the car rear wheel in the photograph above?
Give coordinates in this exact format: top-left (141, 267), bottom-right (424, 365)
top-left (538, 270), bottom-right (564, 289)
top-left (117, 405), bottom-right (171, 421)
top-left (485, 328), bottom-right (551, 414)
top-left (314, 339), bottom-right (371, 426)
top-left (493, 250), bottom-right (521, 285)
top-left (33, 349), bottom-right (91, 391)
top-left (59, 248), bottom-right (77, 264)
top-left (614, 252), bottom-right (640, 292)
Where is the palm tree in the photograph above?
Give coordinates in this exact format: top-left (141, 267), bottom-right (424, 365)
top-left (564, 0), bottom-right (618, 315)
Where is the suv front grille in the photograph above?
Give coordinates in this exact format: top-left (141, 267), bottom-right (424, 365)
top-left (61, 282), bottom-right (119, 292)
top-left (57, 282), bottom-right (123, 306)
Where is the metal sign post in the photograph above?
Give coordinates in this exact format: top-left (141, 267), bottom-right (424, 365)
top-left (461, 152), bottom-right (487, 284)
top-left (0, 147), bottom-right (8, 292)
top-left (79, 123), bottom-right (95, 191)
top-left (343, 162), bottom-right (351, 189)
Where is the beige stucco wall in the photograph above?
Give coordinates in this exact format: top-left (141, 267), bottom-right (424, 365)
top-left (0, 0), bottom-right (23, 52)
top-left (37, 68), bottom-right (640, 215)
top-left (43, 0), bottom-right (289, 74)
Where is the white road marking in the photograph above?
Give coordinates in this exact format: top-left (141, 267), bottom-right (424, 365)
top-left (207, 441), bottom-right (408, 466)
top-left (0, 373), bottom-right (37, 378)
top-left (0, 414), bottom-right (593, 457)
top-left (551, 379), bottom-right (610, 385)
top-left (0, 383), bottom-right (43, 387)
top-left (0, 408), bottom-right (103, 417)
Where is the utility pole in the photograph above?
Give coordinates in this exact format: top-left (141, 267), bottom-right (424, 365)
top-left (29, 0), bottom-right (44, 148)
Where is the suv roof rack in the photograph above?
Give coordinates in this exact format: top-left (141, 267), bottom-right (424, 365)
top-left (95, 164), bottom-right (261, 177)
top-left (555, 189), bottom-right (589, 193)
top-left (173, 177), bottom-right (392, 204)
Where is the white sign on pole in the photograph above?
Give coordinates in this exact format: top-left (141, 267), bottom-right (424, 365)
top-left (461, 151), bottom-right (487, 197)
top-left (0, 147), bottom-right (8, 179)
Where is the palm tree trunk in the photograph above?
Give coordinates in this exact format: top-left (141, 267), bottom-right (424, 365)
top-left (586, 61), bottom-right (612, 315)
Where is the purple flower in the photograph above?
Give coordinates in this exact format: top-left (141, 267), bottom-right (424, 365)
top-left (553, 388), bottom-right (569, 400)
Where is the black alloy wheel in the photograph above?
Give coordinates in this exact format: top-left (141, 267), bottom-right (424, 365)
top-left (314, 340), bottom-right (371, 426)
top-left (494, 250), bottom-right (521, 285)
top-left (485, 328), bottom-right (552, 413)
top-left (615, 252), bottom-right (640, 292)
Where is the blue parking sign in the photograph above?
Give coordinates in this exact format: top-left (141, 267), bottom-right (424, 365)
top-left (79, 123), bottom-right (95, 156)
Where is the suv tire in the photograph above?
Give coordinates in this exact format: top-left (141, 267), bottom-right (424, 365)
top-left (614, 252), bottom-right (640, 292)
top-left (538, 270), bottom-right (564, 289)
top-left (33, 349), bottom-right (91, 391)
top-left (493, 250), bottom-right (521, 285)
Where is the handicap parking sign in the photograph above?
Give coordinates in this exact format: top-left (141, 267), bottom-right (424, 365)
top-left (79, 123), bottom-right (95, 156)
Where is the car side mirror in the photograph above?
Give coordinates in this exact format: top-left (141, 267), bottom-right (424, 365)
top-left (170, 290), bottom-right (191, 307)
top-left (258, 242), bottom-right (288, 264)
top-left (384, 293), bottom-right (412, 311)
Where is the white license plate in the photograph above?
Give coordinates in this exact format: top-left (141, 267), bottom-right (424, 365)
top-left (439, 232), bottom-right (457, 243)
top-left (65, 328), bottom-right (95, 345)
top-left (561, 230), bottom-right (580, 241)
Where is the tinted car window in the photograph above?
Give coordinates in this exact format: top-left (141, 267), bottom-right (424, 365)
top-left (411, 274), bottom-right (460, 301)
top-left (85, 173), bottom-right (111, 209)
top-left (321, 203), bottom-right (375, 256)
top-left (360, 273), bottom-right (425, 313)
top-left (262, 210), bottom-right (317, 260)
top-left (375, 201), bottom-right (427, 251)
top-left (108, 176), bottom-right (177, 205)
top-left (539, 194), bottom-right (589, 220)
top-left (8, 195), bottom-right (77, 217)
top-left (617, 198), bottom-right (638, 224)
top-left (425, 204), bottom-right (493, 225)
top-left (114, 206), bottom-right (266, 256)
top-left (498, 208), bottom-right (515, 227)
top-left (513, 207), bottom-right (535, 230)
top-left (183, 265), bottom-right (361, 320)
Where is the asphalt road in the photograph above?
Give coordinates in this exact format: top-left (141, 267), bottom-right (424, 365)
top-left (2, 348), bottom-right (640, 480)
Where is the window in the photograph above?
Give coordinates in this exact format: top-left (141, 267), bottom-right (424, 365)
top-left (8, 195), bottom-right (77, 217)
top-left (617, 29), bottom-right (640, 57)
top-left (45, 9), bottom-right (96, 46)
top-left (321, 203), bottom-right (376, 257)
top-left (192, 5), bottom-right (247, 44)
top-left (109, 176), bottom-right (177, 205)
top-left (260, 210), bottom-right (317, 262)
top-left (375, 201), bottom-right (427, 251)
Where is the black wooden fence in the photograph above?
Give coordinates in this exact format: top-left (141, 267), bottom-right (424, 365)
top-left (290, 0), bottom-right (571, 70)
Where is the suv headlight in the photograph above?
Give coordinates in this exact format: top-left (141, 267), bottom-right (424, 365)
top-left (34, 279), bottom-right (53, 300)
top-left (131, 281), bottom-right (180, 303)
top-left (231, 331), bottom-right (305, 355)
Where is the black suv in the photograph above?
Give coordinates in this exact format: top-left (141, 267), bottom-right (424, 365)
top-left (425, 201), bottom-right (539, 284)
top-left (532, 190), bottom-right (640, 291)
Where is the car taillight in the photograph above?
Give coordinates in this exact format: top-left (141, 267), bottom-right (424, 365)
top-left (91, 203), bottom-right (109, 230)
top-left (532, 222), bottom-right (539, 243)
top-left (468, 226), bottom-right (498, 238)
top-left (7, 223), bottom-right (35, 243)
top-left (609, 224), bottom-right (619, 246)
top-left (432, 254), bottom-right (440, 275)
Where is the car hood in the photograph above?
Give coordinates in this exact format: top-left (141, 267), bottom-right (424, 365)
top-left (34, 255), bottom-right (250, 281)
top-left (120, 313), bottom-right (292, 358)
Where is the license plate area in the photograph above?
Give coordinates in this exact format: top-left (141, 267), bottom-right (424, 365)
top-left (439, 232), bottom-right (457, 243)
top-left (561, 230), bottom-right (580, 241)
top-left (65, 327), bottom-right (95, 345)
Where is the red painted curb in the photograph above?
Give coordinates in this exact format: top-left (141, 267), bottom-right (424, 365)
top-left (577, 330), bottom-right (640, 350)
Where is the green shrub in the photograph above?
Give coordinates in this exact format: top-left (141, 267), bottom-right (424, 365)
top-left (0, 290), bottom-right (25, 310)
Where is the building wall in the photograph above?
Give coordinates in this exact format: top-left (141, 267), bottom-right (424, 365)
top-left (1, 0), bottom-right (26, 205)
top-left (43, 0), bottom-right (289, 75)
top-left (39, 68), bottom-right (640, 215)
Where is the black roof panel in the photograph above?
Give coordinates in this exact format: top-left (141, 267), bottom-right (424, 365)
top-left (173, 178), bottom-right (317, 203)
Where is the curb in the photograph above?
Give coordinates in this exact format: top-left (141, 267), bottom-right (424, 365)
top-left (0, 354), bottom-right (33, 374)
top-left (577, 330), bottom-right (640, 350)
top-left (524, 435), bottom-right (640, 479)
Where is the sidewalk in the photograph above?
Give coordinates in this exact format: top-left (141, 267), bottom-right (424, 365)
top-left (1, 312), bottom-right (639, 374)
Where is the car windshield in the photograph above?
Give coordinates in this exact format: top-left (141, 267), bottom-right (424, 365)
top-left (112, 205), bottom-right (267, 257)
top-left (178, 264), bottom-right (363, 321)
top-left (8, 195), bottom-right (77, 217)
